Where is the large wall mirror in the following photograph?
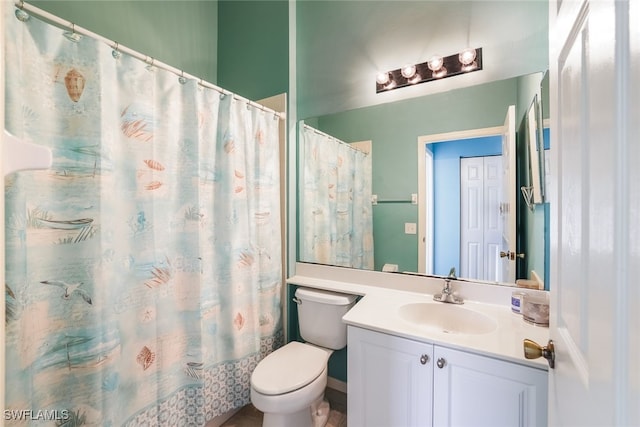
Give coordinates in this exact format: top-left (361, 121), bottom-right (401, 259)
top-left (297, 73), bottom-right (550, 289)
top-left (294, 0), bottom-right (549, 290)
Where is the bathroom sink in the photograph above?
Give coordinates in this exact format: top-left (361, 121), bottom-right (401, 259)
top-left (398, 303), bottom-right (497, 335)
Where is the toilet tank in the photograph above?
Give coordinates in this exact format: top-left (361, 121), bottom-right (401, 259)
top-left (295, 287), bottom-right (357, 350)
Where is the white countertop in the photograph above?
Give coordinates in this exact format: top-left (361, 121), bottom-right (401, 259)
top-left (288, 263), bottom-right (551, 370)
top-left (342, 288), bottom-right (549, 370)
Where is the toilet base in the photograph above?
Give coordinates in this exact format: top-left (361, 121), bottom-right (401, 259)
top-left (262, 395), bottom-right (326, 427)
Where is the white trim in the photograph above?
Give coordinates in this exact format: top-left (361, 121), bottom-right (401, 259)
top-left (417, 146), bottom-right (433, 274)
top-left (327, 377), bottom-right (347, 394)
top-left (418, 125), bottom-right (504, 145)
top-left (286, 0), bottom-right (297, 345)
top-left (527, 101), bottom-right (543, 203)
top-left (417, 126), bottom-right (504, 278)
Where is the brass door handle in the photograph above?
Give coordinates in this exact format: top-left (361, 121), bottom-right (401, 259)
top-left (500, 251), bottom-right (526, 260)
top-left (523, 339), bottom-right (555, 369)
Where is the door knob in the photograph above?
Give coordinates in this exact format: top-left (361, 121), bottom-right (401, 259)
top-left (420, 354), bottom-right (429, 365)
top-left (523, 339), bottom-right (555, 369)
top-left (500, 251), bottom-right (526, 260)
top-left (436, 357), bottom-right (446, 369)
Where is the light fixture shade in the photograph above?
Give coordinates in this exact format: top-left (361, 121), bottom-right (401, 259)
top-left (427, 55), bottom-right (444, 71)
top-left (401, 64), bottom-right (417, 79)
top-left (376, 71), bottom-right (391, 85)
top-left (459, 48), bottom-right (477, 65)
top-left (432, 67), bottom-right (447, 78)
top-left (461, 61), bottom-right (478, 72)
top-left (407, 74), bottom-right (421, 84)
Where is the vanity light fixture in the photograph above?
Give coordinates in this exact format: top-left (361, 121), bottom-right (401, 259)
top-left (376, 48), bottom-right (483, 93)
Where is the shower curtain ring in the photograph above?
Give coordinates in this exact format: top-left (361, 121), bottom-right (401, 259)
top-left (178, 71), bottom-right (187, 85)
top-left (15, 0), bottom-right (30, 21)
top-left (112, 42), bottom-right (121, 59)
top-left (63, 23), bottom-right (82, 42)
top-left (145, 57), bottom-right (155, 71)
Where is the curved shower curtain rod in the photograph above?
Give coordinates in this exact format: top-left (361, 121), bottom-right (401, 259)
top-left (12, 0), bottom-right (286, 120)
top-left (302, 123), bottom-right (368, 154)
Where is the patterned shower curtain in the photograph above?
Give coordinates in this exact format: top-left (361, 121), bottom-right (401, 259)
top-left (300, 124), bottom-right (373, 269)
top-left (4, 7), bottom-right (282, 426)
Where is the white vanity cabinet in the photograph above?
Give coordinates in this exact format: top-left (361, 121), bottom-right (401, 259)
top-left (347, 326), bottom-right (548, 427)
top-left (347, 325), bottom-right (434, 427)
top-left (432, 345), bottom-right (547, 427)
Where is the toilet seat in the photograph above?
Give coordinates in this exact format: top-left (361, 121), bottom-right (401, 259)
top-left (251, 341), bottom-right (330, 395)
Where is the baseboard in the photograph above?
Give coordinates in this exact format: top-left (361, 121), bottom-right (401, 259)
top-left (327, 377), bottom-right (347, 394)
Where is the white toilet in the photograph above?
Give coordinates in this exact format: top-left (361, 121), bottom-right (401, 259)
top-left (250, 287), bottom-right (357, 427)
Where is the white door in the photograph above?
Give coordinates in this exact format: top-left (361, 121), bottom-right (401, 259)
top-left (460, 156), bottom-right (503, 282)
top-left (460, 157), bottom-right (485, 279)
top-left (545, 0), bottom-right (639, 425)
top-left (500, 105), bottom-right (516, 283)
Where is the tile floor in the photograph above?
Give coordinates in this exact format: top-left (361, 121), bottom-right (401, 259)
top-left (220, 388), bottom-right (347, 427)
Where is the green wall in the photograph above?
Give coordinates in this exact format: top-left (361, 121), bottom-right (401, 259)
top-left (30, 0), bottom-right (219, 83)
top-left (310, 77), bottom-right (519, 272)
top-left (217, 1), bottom-right (288, 101)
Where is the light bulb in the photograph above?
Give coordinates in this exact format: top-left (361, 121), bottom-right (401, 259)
top-left (376, 72), bottom-right (391, 85)
top-left (459, 48), bottom-right (477, 66)
top-left (427, 55), bottom-right (444, 71)
top-left (401, 64), bottom-right (417, 79)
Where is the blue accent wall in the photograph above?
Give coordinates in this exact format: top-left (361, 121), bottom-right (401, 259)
top-left (431, 136), bottom-right (502, 276)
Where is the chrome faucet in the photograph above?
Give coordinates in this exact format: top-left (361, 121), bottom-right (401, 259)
top-left (433, 267), bottom-right (464, 304)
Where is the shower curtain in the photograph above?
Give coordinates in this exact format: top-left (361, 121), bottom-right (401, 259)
top-left (300, 124), bottom-right (374, 269)
top-left (4, 7), bottom-right (282, 425)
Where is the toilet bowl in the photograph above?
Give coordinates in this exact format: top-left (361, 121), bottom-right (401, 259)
top-left (250, 288), bottom-right (357, 427)
top-left (251, 342), bottom-right (331, 427)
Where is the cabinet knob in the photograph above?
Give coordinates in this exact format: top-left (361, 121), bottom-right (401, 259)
top-left (436, 357), bottom-right (446, 369)
top-left (420, 354), bottom-right (429, 365)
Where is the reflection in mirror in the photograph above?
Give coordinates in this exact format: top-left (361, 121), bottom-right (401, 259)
top-left (418, 126), bottom-right (513, 283)
top-left (298, 73), bottom-right (550, 289)
top-left (298, 123), bottom-right (374, 269)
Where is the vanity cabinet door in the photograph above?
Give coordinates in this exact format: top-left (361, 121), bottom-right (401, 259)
top-left (432, 346), bottom-right (547, 427)
top-left (348, 326), bottom-right (434, 427)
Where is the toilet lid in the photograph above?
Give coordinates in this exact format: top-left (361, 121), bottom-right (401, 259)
top-left (251, 342), bottom-right (329, 395)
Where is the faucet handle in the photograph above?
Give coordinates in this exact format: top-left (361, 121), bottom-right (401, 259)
top-left (448, 267), bottom-right (457, 279)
